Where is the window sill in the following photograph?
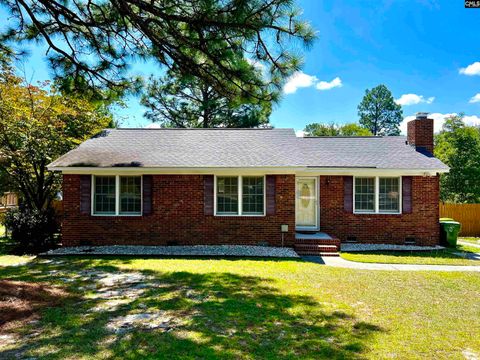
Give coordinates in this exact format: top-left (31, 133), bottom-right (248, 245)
top-left (353, 211), bottom-right (402, 215)
top-left (91, 214), bottom-right (143, 217)
top-left (214, 214), bottom-right (265, 217)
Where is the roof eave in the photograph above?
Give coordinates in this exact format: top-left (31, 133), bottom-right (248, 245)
top-left (48, 165), bottom-right (449, 176)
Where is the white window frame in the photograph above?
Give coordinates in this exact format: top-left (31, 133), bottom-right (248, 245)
top-left (214, 175), bottom-right (266, 217)
top-left (92, 175), bottom-right (143, 216)
top-left (353, 176), bottom-right (402, 215)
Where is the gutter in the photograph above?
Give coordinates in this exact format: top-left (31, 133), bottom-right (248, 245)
top-left (47, 166), bottom-right (449, 176)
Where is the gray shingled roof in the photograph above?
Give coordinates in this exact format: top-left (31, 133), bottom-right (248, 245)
top-left (48, 128), bottom-right (449, 170)
top-left (298, 136), bottom-right (448, 170)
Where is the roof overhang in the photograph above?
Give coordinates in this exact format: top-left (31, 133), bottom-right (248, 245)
top-left (48, 166), bottom-right (449, 176)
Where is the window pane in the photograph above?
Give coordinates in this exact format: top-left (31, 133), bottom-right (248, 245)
top-left (242, 177), bottom-right (264, 215)
top-left (216, 177), bottom-right (238, 214)
top-left (355, 178), bottom-right (375, 212)
top-left (379, 177), bottom-right (400, 213)
top-left (120, 176), bottom-right (142, 214)
top-left (94, 176), bottom-right (116, 214)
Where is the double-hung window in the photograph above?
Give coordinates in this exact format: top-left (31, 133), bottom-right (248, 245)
top-left (354, 177), bottom-right (375, 213)
top-left (354, 177), bottom-right (401, 214)
top-left (215, 176), bottom-right (265, 216)
top-left (93, 175), bottom-right (142, 215)
top-left (216, 177), bottom-right (239, 215)
top-left (378, 177), bottom-right (400, 213)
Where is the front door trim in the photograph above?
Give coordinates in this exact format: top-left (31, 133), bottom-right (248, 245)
top-left (295, 176), bottom-right (319, 231)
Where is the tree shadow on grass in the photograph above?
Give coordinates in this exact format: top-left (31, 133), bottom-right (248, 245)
top-left (0, 258), bottom-right (383, 359)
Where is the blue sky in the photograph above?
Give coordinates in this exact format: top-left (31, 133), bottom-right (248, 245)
top-left (6, 0), bottom-right (480, 132)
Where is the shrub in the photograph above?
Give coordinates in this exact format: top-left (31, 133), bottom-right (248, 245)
top-left (4, 208), bottom-right (59, 254)
top-left (0, 212), bottom-right (5, 231)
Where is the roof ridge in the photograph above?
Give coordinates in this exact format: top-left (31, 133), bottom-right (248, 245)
top-left (114, 127), bottom-right (284, 131)
top-left (301, 136), bottom-right (383, 138)
top-left (301, 135), bottom-right (407, 139)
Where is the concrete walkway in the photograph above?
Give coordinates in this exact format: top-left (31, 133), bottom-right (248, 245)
top-left (453, 251), bottom-right (480, 261)
top-left (303, 255), bottom-right (480, 272)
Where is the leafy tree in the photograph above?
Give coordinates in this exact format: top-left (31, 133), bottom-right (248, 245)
top-left (0, 168), bottom-right (12, 194)
top-left (1, 0), bottom-right (315, 103)
top-left (141, 71), bottom-right (271, 128)
top-left (435, 114), bottom-right (480, 203)
top-left (0, 65), bottom-right (114, 212)
top-left (357, 85), bottom-right (403, 135)
top-left (304, 123), bottom-right (372, 136)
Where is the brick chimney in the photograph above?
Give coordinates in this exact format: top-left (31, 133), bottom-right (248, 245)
top-left (407, 112), bottom-right (434, 154)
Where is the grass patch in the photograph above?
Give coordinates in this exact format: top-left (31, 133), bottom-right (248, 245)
top-left (0, 256), bottom-right (479, 359)
top-left (341, 247), bottom-right (479, 266)
top-left (0, 233), bottom-right (34, 267)
top-left (459, 237), bottom-right (480, 245)
top-left (0, 255), bottom-right (34, 267)
top-left (457, 243), bottom-right (480, 254)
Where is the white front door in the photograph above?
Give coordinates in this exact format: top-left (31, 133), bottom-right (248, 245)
top-left (295, 177), bottom-right (318, 229)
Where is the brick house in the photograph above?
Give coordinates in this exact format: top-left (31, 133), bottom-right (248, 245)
top-left (48, 113), bottom-right (448, 254)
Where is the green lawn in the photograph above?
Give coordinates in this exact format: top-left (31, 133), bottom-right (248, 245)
top-left (341, 246), bottom-right (479, 266)
top-left (0, 254), bottom-right (34, 266)
top-left (0, 256), bottom-right (479, 359)
top-left (0, 232), bottom-right (33, 266)
top-left (459, 237), bottom-right (480, 245)
top-left (457, 243), bottom-right (480, 253)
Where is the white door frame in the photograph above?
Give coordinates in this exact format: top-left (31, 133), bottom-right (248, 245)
top-left (295, 176), bottom-right (319, 231)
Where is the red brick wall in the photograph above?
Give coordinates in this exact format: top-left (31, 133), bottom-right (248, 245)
top-left (62, 174), bottom-right (440, 247)
top-left (319, 175), bottom-right (440, 245)
top-left (407, 118), bottom-right (434, 154)
top-left (62, 174), bottom-right (296, 247)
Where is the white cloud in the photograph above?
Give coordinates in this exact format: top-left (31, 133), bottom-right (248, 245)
top-left (459, 62), bottom-right (480, 76)
top-left (395, 94), bottom-right (435, 106)
top-left (315, 77), bottom-right (343, 91)
top-left (145, 123), bottom-right (161, 128)
top-left (295, 130), bottom-right (306, 137)
top-left (283, 71), bottom-right (318, 94)
top-left (283, 72), bottom-right (343, 94)
top-left (469, 93), bottom-right (480, 103)
top-left (400, 113), bottom-right (480, 135)
top-left (463, 115), bottom-right (480, 126)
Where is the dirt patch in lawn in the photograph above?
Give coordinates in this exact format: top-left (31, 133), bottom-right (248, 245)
top-left (0, 280), bottom-right (70, 334)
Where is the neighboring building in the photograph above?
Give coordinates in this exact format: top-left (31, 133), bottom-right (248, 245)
top-left (48, 113), bottom-right (448, 253)
top-left (0, 192), bottom-right (18, 212)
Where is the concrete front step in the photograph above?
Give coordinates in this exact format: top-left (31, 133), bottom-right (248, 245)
top-left (295, 232), bottom-right (340, 256)
top-left (294, 244), bottom-right (338, 251)
top-left (295, 232), bottom-right (341, 247)
top-left (296, 250), bottom-right (340, 256)
top-left (295, 238), bottom-right (341, 246)
top-left (294, 244), bottom-right (339, 256)
top-left (319, 252), bottom-right (340, 257)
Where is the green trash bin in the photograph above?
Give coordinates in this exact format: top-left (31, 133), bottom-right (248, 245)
top-left (439, 220), bottom-right (461, 247)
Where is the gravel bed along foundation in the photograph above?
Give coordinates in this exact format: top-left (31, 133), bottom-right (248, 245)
top-left (41, 245), bottom-right (299, 258)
